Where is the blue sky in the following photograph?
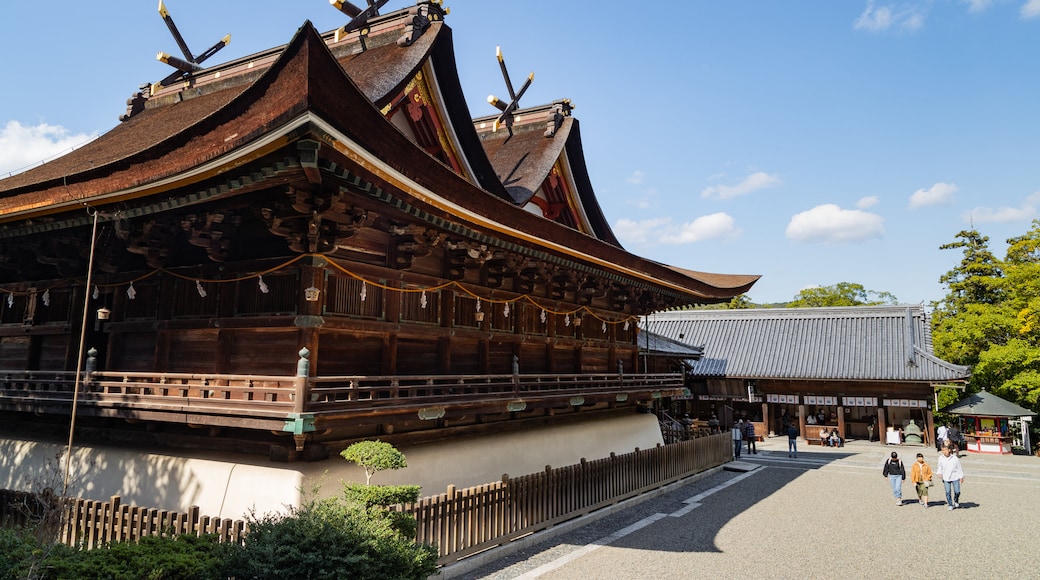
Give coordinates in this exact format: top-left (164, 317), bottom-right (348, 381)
top-left (2, 1), bottom-right (1039, 305)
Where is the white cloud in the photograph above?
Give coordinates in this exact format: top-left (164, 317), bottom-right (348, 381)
top-left (626, 170), bottom-right (645, 185)
top-left (1023, 0), bottom-right (1040, 18)
top-left (786, 204), bottom-right (885, 244)
top-left (963, 203), bottom-right (1037, 224)
top-left (908, 182), bottom-right (957, 208)
top-left (855, 1), bottom-right (894, 30)
top-left (964, 0), bottom-right (995, 12)
top-left (614, 213), bottom-right (740, 245)
top-left (614, 217), bottom-right (671, 245)
top-left (857, 196), bottom-right (880, 209)
top-left (659, 213), bottom-right (741, 244)
top-left (854, 1), bottom-right (928, 31)
top-left (700, 171), bottom-right (782, 200)
top-left (625, 188), bottom-right (658, 210)
top-left (0, 121), bottom-right (95, 176)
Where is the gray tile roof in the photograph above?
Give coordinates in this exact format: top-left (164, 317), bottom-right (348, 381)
top-left (941, 389), bottom-right (1034, 417)
top-left (644, 305), bottom-right (970, 383)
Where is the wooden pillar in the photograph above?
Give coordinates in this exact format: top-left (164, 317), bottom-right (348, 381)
top-left (925, 409), bottom-right (935, 448)
top-left (877, 407), bottom-right (888, 446)
top-left (837, 406), bottom-right (846, 439)
top-left (761, 402), bottom-right (771, 437)
top-left (798, 403), bottom-right (806, 440)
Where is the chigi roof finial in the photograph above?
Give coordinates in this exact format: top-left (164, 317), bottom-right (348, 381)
top-left (487, 46), bottom-right (534, 137)
top-left (153, 0), bottom-right (230, 94)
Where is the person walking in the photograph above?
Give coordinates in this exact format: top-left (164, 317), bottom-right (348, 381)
top-left (744, 420), bottom-right (757, 454)
top-left (882, 451), bottom-right (906, 506)
top-left (787, 423), bottom-right (798, 458)
top-left (731, 420), bottom-right (744, 458)
top-left (910, 452), bottom-right (934, 508)
top-left (936, 423), bottom-right (948, 452)
top-left (936, 445), bottom-right (965, 510)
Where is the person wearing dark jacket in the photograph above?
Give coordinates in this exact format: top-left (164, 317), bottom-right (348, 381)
top-left (882, 451), bottom-right (906, 506)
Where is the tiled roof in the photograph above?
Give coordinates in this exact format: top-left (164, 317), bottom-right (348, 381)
top-left (941, 390), bottom-right (1034, 417)
top-left (645, 305), bottom-right (970, 383)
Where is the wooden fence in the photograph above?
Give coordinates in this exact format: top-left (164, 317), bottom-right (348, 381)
top-left (0, 491), bottom-right (248, 548)
top-left (1, 433), bottom-right (729, 566)
top-left (398, 432), bottom-right (731, 565)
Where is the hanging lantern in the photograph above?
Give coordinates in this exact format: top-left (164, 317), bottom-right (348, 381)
top-left (304, 286), bottom-right (321, 302)
top-left (474, 298), bottom-right (484, 322)
top-left (573, 316), bottom-right (582, 327)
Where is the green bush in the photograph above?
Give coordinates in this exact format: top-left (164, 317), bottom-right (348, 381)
top-left (232, 498), bottom-right (438, 580)
top-left (39, 533), bottom-right (236, 580)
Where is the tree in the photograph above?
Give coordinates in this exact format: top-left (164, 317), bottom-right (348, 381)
top-left (788, 282), bottom-right (897, 307)
top-left (931, 224), bottom-right (1040, 448)
top-left (340, 440), bottom-right (408, 486)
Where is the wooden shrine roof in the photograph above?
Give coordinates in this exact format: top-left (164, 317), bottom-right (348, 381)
top-left (0, 9), bottom-right (758, 305)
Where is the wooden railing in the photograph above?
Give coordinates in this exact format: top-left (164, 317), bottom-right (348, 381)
top-left (397, 432), bottom-right (731, 565)
top-left (0, 369), bottom-right (683, 420)
top-left (0, 491), bottom-right (248, 548)
top-left (2, 433), bottom-right (730, 565)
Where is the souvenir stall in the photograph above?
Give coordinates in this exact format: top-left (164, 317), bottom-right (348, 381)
top-left (941, 390), bottom-right (1035, 454)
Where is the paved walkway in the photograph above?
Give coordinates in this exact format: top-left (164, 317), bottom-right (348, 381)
top-left (442, 437), bottom-right (1040, 579)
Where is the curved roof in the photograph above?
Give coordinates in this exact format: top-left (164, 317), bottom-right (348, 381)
top-left (0, 12), bottom-right (758, 306)
top-left (646, 305), bottom-right (971, 382)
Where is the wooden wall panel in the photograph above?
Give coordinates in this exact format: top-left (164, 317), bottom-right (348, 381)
top-left (487, 340), bottom-right (515, 374)
top-left (0, 336), bottom-right (29, 371)
top-left (167, 330), bottom-right (219, 373)
top-left (227, 330), bottom-right (299, 375)
top-left (318, 331), bottom-right (384, 376)
top-left (397, 337), bottom-right (443, 375)
top-left (552, 344), bottom-right (576, 373)
top-left (519, 342), bottom-right (546, 374)
top-left (449, 338), bottom-right (480, 375)
top-left (35, 335), bottom-right (71, 371)
top-left (108, 332), bottom-right (157, 371)
top-left (582, 347), bottom-right (609, 373)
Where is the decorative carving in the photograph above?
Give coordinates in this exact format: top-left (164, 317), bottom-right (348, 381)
top-left (544, 99), bottom-right (573, 138)
top-left (397, 2), bottom-right (448, 47)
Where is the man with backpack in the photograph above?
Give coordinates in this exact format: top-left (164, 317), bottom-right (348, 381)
top-left (882, 451), bottom-right (906, 506)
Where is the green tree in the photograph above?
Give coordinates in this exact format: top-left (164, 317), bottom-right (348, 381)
top-left (788, 282), bottom-right (897, 307)
top-left (931, 224), bottom-right (1040, 440)
top-left (341, 440), bottom-right (408, 486)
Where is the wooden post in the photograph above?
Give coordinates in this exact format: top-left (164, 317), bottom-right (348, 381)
top-left (877, 406), bottom-right (888, 445)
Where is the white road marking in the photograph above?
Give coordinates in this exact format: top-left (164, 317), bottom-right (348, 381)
top-left (514, 467), bottom-right (765, 578)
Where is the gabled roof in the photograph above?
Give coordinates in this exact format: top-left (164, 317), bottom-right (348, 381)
top-left (941, 390), bottom-right (1034, 417)
top-left (0, 13), bottom-right (759, 306)
top-left (646, 305), bottom-right (971, 382)
top-left (640, 330), bottom-right (704, 359)
top-left (475, 105), bottom-right (621, 246)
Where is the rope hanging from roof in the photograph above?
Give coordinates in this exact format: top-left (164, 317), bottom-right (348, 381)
top-left (1, 253), bottom-right (640, 327)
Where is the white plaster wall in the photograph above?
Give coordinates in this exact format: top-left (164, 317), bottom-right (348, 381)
top-left (1, 412), bottom-right (663, 520)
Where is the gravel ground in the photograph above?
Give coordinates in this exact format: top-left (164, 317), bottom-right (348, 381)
top-left (440, 437), bottom-right (1040, 580)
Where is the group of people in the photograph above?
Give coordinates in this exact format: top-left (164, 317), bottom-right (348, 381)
top-left (935, 423), bottom-right (965, 453)
top-left (731, 418), bottom-right (758, 458)
top-left (882, 446), bottom-right (965, 510)
top-left (817, 427), bottom-right (844, 447)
